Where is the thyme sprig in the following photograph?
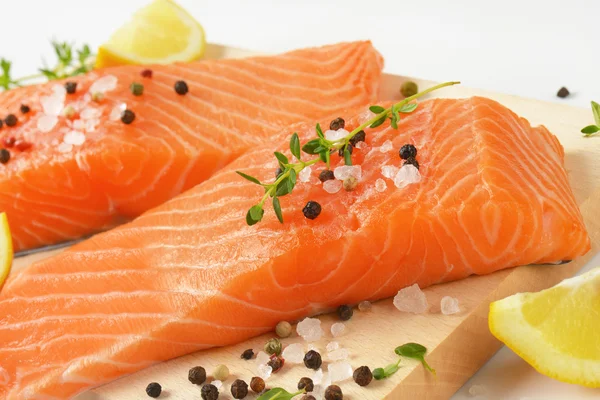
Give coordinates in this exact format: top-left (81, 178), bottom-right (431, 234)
top-left (0, 40), bottom-right (94, 90)
top-left (581, 101), bottom-right (600, 136)
top-left (237, 81), bottom-right (460, 226)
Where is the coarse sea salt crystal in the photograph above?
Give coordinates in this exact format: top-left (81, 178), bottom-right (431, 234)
top-left (325, 128), bottom-right (349, 142)
top-left (358, 300), bottom-right (372, 312)
top-left (63, 130), bottom-right (86, 146)
top-left (334, 165), bottom-right (362, 181)
top-left (381, 165), bottom-right (399, 179)
top-left (441, 296), bottom-right (461, 315)
top-left (211, 380), bottom-right (223, 390)
top-left (41, 95), bottom-right (64, 116)
top-left (109, 105), bottom-right (124, 121)
top-left (85, 119), bottom-right (99, 133)
top-left (330, 322), bottom-right (346, 338)
top-left (312, 368), bottom-right (324, 385)
top-left (375, 178), bottom-right (387, 192)
top-left (297, 317), bottom-right (324, 342)
top-left (468, 384), bottom-right (488, 396)
top-left (282, 343), bottom-right (304, 364)
top-left (394, 164), bottom-right (421, 189)
top-left (89, 75), bottom-right (118, 94)
top-left (257, 364), bottom-right (272, 380)
top-left (57, 142), bottom-right (73, 153)
top-left (328, 361), bottom-right (353, 382)
top-left (299, 166), bottom-right (312, 183)
top-left (379, 139), bottom-right (393, 153)
top-left (323, 179), bottom-right (342, 194)
top-left (326, 342), bottom-right (339, 352)
top-left (327, 348), bottom-right (349, 361)
top-left (393, 284), bottom-right (428, 314)
top-left (255, 351), bottom-right (270, 365)
top-left (37, 115), bottom-right (58, 133)
top-left (72, 120), bottom-right (85, 130)
top-left (80, 107), bottom-right (102, 120)
top-left (355, 141), bottom-right (368, 150)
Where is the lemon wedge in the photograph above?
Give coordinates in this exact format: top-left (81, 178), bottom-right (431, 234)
top-left (489, 267), bottom-right (600, 387)
top-left (0, 212), bottom-right (13, 289)
top-left (95, 0), bottom-right (206, 68)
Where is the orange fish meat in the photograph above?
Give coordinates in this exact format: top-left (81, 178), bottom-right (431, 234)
top-left (0, 41), bottom-right (383, 252)
top-left (0, 97), bottom-right (589, 399)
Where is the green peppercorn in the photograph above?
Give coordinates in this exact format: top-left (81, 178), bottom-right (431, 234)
top-left (353, 366), bottom-right (373, 386)
top-left (337, 305), bottom-right (353, 321)
top-left (329, 117), bottom-right (345, 131)
top-left (5, 114), bottom-right (17, 127)
top-left (174, 80), bottom-right (189, 95)
top-left (188, 366), bottom-right (207, 385)
top-left (91, 92), bottom-right (104, 102)
top-left (298, 377), bottom-right (314, 392)
top-left (145, 382), bottom-right (162, 398)
top-left (241, 348), bottom-right (254, 360)
top-left (19, 104), bottom-right (30, 114)
top-left (130, 82), bottom-right (144, 96)
top-left (318, 169), bottom-right (334, 182)
top-left (267, 354), bottom-right (285, 372)
top-left (349, 130), bottom-right (366, 146)
top-left (343, 176), bottom-right (358, 192)
top-left (264, 338), bottom-right (282, 356)
top-left (201, 383), bottom-right (219, 400)
top-left (230, 379), bottom-right (248, 399)
top-left (275, 321), bottom-right (292, 338)
top-left (121, 109), bottom-right (136, 124)
top-left (403, 156), bottom-right (420, 170)
top-left (303, 350), bottom-right (322, 370)
top-left (0, 148), bottom-right (10, 164)
top-left (400, 81), bottom-right (419, 98)
top-left (302, 201), bottom-right (321, 220)
top-left (64, 81), bottom-right (77, 94)
top-left (212, 364), bottom-right (229, 381)
top-left (250, 376), bottom-right (265, 393)
top-left (399, 144), bottom-right (417, 160)
top-left (325, 385), bottom-right (343, 400)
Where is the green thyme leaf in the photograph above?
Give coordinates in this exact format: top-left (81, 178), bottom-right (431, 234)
top-left (39, 68), bottom-right (58, 80)
top-left (343, 148), bottom-right (352, 166)
top-left (390, 112), bottom-right (399, 129)
top-left (0, 59), bottom-right (13, 90)
top-left (236, 171), bottom-right (262, 185)
top-left (302, 139), bottom-right (322, 155)
top-left (290, 133), bottom-right (301, 160)
top-left (257, 388), bottom-right (305, 400)
top-left (383, 362), bottom-right (400, 376)
top-left (289, 169), bottom-right (297, 187)
top-left (316, 123), bottom-right (324, 139)
top-left (400, 103), bottom-right (418, 113)
top-left (273, 197), bottom-right (283, 223)
top-left (372, 367), bottom-right (386, 380)
top-left (370, 114), bottom-right (387, 128)
top-left (369, 105), bottom-right (386, 114)
top-left (592, 101), bottom-right (600, 127)
top-left (274, 152), bottom-right (289, 165)
top-left (319, 150), bottom-right (331, 168)
top-left (395, 343), bottom-right (436, 375)
top-left (581, 125), bottom-right (600, 135)
top-left (246, 205), bottom-right (264, 226)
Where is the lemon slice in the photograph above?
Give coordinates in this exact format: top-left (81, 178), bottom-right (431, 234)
top-left (95, 0), bottom-right (206, 68)
top-left (489, 268), bottom-right (600, 387)
top-left (0, 212), bottom-right (13, 289)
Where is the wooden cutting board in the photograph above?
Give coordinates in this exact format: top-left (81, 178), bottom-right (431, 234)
top-left (11, 44), bottom-right (600, 400)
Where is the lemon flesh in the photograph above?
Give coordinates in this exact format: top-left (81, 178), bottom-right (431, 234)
top-left (95, 0), bottom-right (206, 68)
top-left (489, 267), bottom-right (600, 387)
top-left (0, 212), bottom-right (13, 289)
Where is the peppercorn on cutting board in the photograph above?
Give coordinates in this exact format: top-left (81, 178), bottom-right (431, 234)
top-left (10, 44), bottom-right (600, 400)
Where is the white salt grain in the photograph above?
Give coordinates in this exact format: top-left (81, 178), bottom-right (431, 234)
top-left (299, 166), bottom-right (312, 183)
top-left (334, 165), bottom-right (361, 181)
top-left (63, 131), bottom-right (86, 146)
top-left (326, 342), bottom-right (340, 352)
top-left (328, 362), bottom-right (353, 382)
top-left (381, 165), bottom-right (399, 179)
top-left (37, 115), bottom-right (58, 133)
top-left (327, 348), bottom-right (349, 361)
top-left (281, 343), bottom-right (304, 364)
top-left (355, 141), bottom-right (368, 150)
top-left (379, 139), bottom-right (393, 153)
top-left (211, 380), bottom-right (223, 390)
top-left (325, 128), bottom-right (349, 142)
top-left (394, 164), bottom-right (421, 189)
top-left (89, 75), bottom-right (118, 94)
top-left (441, 296), bottom-right (461, 315)
top-left (257, 364), bottom-right (272, 380)
top-left (80, 107), bottom-right (102, 120)
top-left (85, 119), bottom-right (99, 133)
top-left (296, 317), bottom-right (324, 342)
top-left (358, 300), bottom-right (372, 312)
top-left (72, 120), bottom-right (85, 130)
top-left (393, 284), bottom-right (428, 314)
top-left (52, 84), bottom-right (67, 99)
top-left (311, 368), bottom-right (324, 385)
top-left (330, 322), bottom-right (346, 338)
top-left (468, 384), bottom-right (488, 396)
top-left (323, 179), bottom-right (342, 194)
top-left (375, 178), bottom-right (387, 192)
top-left (57, 143), bottom-right (73, 153)
top-left (255, 351), bottom-right (270, 365)
top-left (41, 95), bottom-right (63, 116)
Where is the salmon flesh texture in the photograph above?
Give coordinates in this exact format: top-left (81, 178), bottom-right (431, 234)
top-left (0, 97), bottom-right (590, 399)
top-left (0, 41), bottom-right (383, 252)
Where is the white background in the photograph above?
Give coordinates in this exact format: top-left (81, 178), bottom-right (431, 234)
top-left (2, 1), bottom-right (599, 399)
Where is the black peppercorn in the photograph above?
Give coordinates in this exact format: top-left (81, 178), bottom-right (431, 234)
top-left (241, 348), bottom-right (254, 360)
top-left (324, 385), bottom-right (343, 400)
top-left (338, 144), bottom-right (353, 157)
top-left (399, 144), bottom-right (417, 160)
top-left (145, 382), bottom-right (162, 398)
top-left (231, 379), bottom-right (248, 399)
top-left (353, 366), bottom-right (373, 386)
top-left (318, 169), bottom-right (334, 182)
top-left (302, 201), bottom-right (321, 220)
top-left (64, 81), bottom-right (77, 94)
top-left (0, 148), bottom-right (10, 164)
top-left (2, 137), bottom-right (14, 148)
top-left (201, 383), bottom-right (219, 400)
top-left (303, 350), bottom-right (322, 370)
top-left (141, 69), bottom-right (153, 78)
top-left (174, 80), bottom-right (189, 95)
top-left (5, 114), bottom-right (17, 127)
top-left (275, 167), bottom-right (283, 179)
top-left (557, 87), bottom-right (570, 98)
top-left (121, 109), bottom-right (136, 124)
top-left (329, 117), bottom-right (345, 131)
top-left (188, 366), bottom-right (207, 385)
top-left (349, 130), bottom-right (366, 146)
top-left (298, 377), bottom-right (314, 392)
top-left (20, 104), bottom-right (30, 114)
top-left (337, 305), bottom-right (353, 321)
top-left (267, 354), bottom-right (285, 372)
top-left (250, 376), bottom-right (265, 393)
top-left (301, 396), bottom-right (317, 400)
top-left (403, 156), bottom-right (420, 170)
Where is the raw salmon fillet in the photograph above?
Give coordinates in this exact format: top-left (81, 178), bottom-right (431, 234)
top-left (0, 97), bottom-right (589, 399)
top-left (0, 41), bottom-right (383, 252)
